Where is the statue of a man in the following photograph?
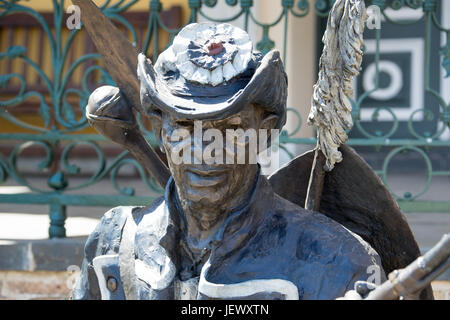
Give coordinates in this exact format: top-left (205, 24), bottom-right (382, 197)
top-left (72, 22), bottom-right (386, 300)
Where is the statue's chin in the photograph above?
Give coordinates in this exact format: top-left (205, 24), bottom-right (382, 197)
top-left (175, 187), bottom-right (229, 229)
top-left (180, 186), bottom-right (228, 207)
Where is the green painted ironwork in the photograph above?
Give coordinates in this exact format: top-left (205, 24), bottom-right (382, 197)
top-left (0, 0), bottom-right (448, 238)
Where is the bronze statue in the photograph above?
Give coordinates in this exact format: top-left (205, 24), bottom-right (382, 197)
top-left (71, 0), bottom-right (438, 300)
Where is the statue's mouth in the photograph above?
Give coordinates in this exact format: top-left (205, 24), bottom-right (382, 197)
top-left (185, 166), bottom-right (230, 188)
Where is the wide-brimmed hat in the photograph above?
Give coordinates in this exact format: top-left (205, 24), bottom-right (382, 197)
top-left (137, 22), bottom-right (288, 129)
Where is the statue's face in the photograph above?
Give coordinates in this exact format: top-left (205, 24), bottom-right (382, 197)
top-left (159, 104), bottom-right (275, 216)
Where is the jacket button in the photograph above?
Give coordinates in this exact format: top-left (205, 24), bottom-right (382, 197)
top-left (107, 276), bottom-right (118, 292)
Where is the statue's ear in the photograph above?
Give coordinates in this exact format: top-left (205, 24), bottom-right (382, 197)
top-left (260, 113), bottom-right (278, 131)
top-left (259, 113), bottom-right (279, 148)
top-left (148, 110), bottom-right (164, 153)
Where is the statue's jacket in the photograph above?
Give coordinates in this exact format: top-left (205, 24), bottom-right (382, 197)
top-left (72, 175), bottom-right (386, 300)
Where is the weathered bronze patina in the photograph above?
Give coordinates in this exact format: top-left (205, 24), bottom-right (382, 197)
top-left (72, 0), bottom-right (434, 300)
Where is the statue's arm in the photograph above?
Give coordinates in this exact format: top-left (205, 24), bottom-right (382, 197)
top-left (72, 207), bottom-right (128, 299)
top-left (71, 220), bottom-right (103, 299)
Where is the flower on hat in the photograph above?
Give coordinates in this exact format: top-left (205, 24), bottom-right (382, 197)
top-left (155, 23), bottom-right (253, 86)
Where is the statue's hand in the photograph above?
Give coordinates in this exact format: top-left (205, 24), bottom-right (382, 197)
top-left (86, 85), bottom-right (136, 127)
top-left (86, 85), bottom-right (138, 146)
top-left (85, 86), bottom-right (170, 187)
top-left (336, 281), bottom-right (378, 300)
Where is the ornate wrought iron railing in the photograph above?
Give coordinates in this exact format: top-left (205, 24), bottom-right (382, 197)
top-left (0, 0), bottom-right (448, 238)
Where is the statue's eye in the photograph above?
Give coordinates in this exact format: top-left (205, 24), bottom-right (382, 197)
top-left (226, 117), bottom-right (242, 126)
top-left (174, 120), bottom-right (194, 128)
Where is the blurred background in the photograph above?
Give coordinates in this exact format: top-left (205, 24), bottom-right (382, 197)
top-left (0, 0), bottom-right (448, 299)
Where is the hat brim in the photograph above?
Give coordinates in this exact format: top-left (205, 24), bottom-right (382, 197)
top-left (137, 50), bottom-right (285, 122)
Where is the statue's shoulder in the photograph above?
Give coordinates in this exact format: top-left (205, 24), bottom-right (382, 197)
top-left (265, 195), bottom-right (385, 298)
top-left (73, 197), bottom-right (168, 300)
top-left (272, 193), bottom-right (382, 270)
top-left (134, 196), bottom-right (173, 246)
top-left (84, 197), bottom-right (166, 259)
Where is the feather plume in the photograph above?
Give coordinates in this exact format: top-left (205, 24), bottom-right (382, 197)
top-left (307, 0), bottom-right (367, 171)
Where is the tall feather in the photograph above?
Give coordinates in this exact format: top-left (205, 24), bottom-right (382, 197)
top-left (307, 0), bottom-right (366, 171)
